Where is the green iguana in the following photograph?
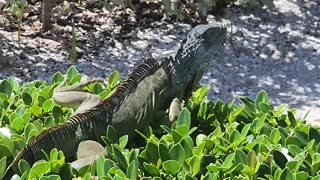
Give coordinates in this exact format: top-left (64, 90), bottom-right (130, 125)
top-left (3, 23), bottom-right (227, 179)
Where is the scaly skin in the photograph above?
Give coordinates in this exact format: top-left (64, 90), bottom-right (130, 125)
top-left (3, 23), bottom-right (227, 179)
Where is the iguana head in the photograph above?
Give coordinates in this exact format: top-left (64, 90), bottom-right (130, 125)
top-left (173, 23), bottom-right (227, 86)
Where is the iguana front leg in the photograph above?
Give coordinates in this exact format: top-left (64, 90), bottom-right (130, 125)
top-left (52, 76), bottom-right (104, 115)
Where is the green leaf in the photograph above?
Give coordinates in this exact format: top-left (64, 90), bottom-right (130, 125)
top-left (51, 72), bottom-right (64, 84)
top-left (113, 145), bottom-right (128, 171)
top-left (294, 129), bottom-right (308, 146)
top-left (176, 125), bottom-right (189, 137)
top-left (42, 99), bottom-right (54, 113)
top-left (93, 83), bottom-right (104, 94)
top-left (11, 117), bottom-right (25, 133)
top-left (288, 111), bottom-right (297, 127)
top-left (69, 74), bottom-right (82, 85)
top-left (119, 135), bottom-right (128, 150)
top-left (169, 143), bottom-right (185, 165)
top-left (255, 90), bottom-right (269, 107)
top-left (287, 145), bottom-right (302, 157)
top-left (0, 80), bottom-right (12, 98)
top-left (52, 106), bottom-right (64, 123)
top-left (106, 125), bottom-right (118, 144)
top-left (108, 70), bottom-right (120, 88)
top-left (8, 77), bottom-right (20, 93)
top-left (162, 160), bottom-right (181, 176)
top-left (18, 159), bottom-right (31, 175)
top-left (158, 142), bottom-right (170, 162)
top-left (221, 153), bottom-right (235, 170)
top-left (126, 160), bottom-right (138, 179)
top-left (29, 161), bottom-right (51, 179)
top-left (235, 149), bottom-right (247, 165)
top-left (247, 150), bottom-right (257, 168)
top-left (193, 84), bottom-right (209, 99)
top-left (279, 167), bottom-right (293, 180)
top-left (273, 149), bottom-right (287, 169)
top-left (229, 105), bottom-right (245, 123)
top-left (270, 128), bottom-right (281, 144)
top-left (239, 96), bottom-right (256, 115)
top-left (66, 66), bottom-right (78, 80)
top-left (176, 107), bottom-right (191, 129)
top-left (188, 155), bottom-right (200, 176)
top-left (143, 162), bottom-right (159, 176)
top-left (0, 136), bottom-right (14, 156)
top-left (296, 171), bottom-right (309, 180)
top-left (22, 91), bottom-right (32, 106)
top-left (0, 156), bottom-right (6, 177)
top-left (171, 129), bottom-right (183, 143)
top-left (309, 127), bottom-right (320, 143)
top-left (145, 141), bottom-right (159, 165)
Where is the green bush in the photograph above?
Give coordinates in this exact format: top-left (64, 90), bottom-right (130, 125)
top-left (0, 67), bottom-right (318, 179)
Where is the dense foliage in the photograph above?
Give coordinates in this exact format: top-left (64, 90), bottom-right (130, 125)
top-left (0, 66), bottom-right (319, 179)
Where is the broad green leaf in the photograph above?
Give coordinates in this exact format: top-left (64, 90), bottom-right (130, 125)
top-left (273, 149), bottom-right (287, 169)
top-left (42, 99), bottom-right (54, 113)
top-left (119, 135), bottom-right (128, 150)
top-left (176, 107), bottom-right (191, 129)
top-left (235, 149), bottom-right (247, 165)
top-left (69, 74), bottom-right (82, 85)
top-left (108, 70), bottom-right (120, 88)
top-left (143, 162), bottom-right (159, 176)
top-left (18, 159), bottom-right (31, 175)
top-left (247, 150), bottom-right (257, 169)
top-left (126, 160), bottom-right (138, 179)
top-left (11, 117), bottom-right (25, 133)
top-left (169, 143), bottom-right (185, 165)
top-left (93, 83), bottom-right (104, 94)
top-left (0, 156), bottom-right (6, 176)
top-left (52, 106), bottom-right (64, 123)
top-left (193, 84), bottom-right (209, 99)
top-left (180, 137), bottom-right (193, 158)
top-left (66, 66), bottom-right (79, 80)
top-left (288, 111), bottom-right (297, 127)
top-left (113, 145), bottom-right (128, 171)
top-left (229, 105), bottom-right (245, 123)
top-left (171, 129), bottom-right (183, 143)
top-left (145, 141), bottom-right (159, 165)
top-left (294, 129), bottom-right (308, 146)
top-left (158, 142), bottom-right (170, 162)
top-left (270, 128), bottom-right (281, 144)
top-left (22, 91), bottom-right (32, 106)
top-left (51, 72), bottom-right (64, 84)
top-left (8, 77), bottom-right (20, 93)
top-left (296, 171), bottom-right (309, 180)
top-left (188, 155), bottom-right (200, 176)
top-left (287, 145), bottom-right (302, 157)
top-left (221, 153), bottom-right (234, 170)
top-left (106, 125), bottom-right (118, 144)
top-left (176, 125), bottom-right (189, 137)
top-left (29, 161), bottom-right (51, 179)
top-left (0, 80), bottom-right (12, 98)
top-left (255, 90), bottom-right (269, 108)
top-left (162, 160), bottom-right (181, 176)
top-left (279, 167), bottom-right (293, 180)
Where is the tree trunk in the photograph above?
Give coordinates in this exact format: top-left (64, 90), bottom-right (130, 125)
top-left (42, 0), bottom-right (54, 31)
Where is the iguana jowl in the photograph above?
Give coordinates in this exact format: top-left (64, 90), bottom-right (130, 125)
top-left (3, 23), bottom-right (226, 178)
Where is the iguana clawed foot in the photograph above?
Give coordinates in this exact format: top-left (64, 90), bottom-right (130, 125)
top-left (71, 140), bottom-right (106, 171)
top-left (53, 76), bottom-right (105, 115)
